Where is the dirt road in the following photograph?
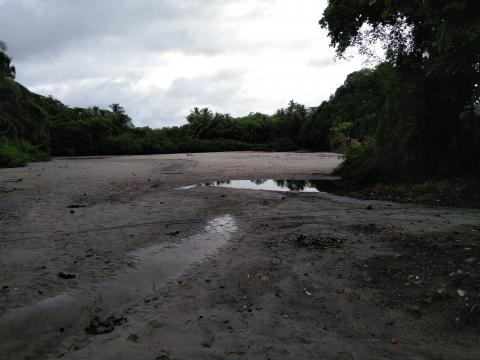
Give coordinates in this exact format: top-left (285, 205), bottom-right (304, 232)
top-left (0, 152), bottom-right (479, 359)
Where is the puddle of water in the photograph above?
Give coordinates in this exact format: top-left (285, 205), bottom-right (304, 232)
top-left (0, 215), bottom-right (237, 358)
top-left (179, 179), bottom-right (338, 193)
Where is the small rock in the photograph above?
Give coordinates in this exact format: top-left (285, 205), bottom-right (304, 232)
top-left (67, 204), bottom-right (85, 209)
top-left (366, 205), bottom-right (373, 210)
top-left (85, 315), bottom-right (127, 335)
top-left (201, 341), bottom-right (212, 348)
top-left (155, 350), bottom-right (171, 360)
top-left (58, 272), bottom-right (76, 279)
top-left (127, 334), bottom-right (139, 343)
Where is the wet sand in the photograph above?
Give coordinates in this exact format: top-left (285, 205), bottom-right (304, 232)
top-left (0, 152), bottom-right (479, 359)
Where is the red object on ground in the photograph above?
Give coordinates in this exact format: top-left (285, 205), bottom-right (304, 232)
top-left (391, 336), bottom-right (398, 345)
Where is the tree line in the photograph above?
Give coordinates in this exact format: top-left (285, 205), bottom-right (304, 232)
top-left (0, 43), bottom-right (388, 168)
top-left (1, 0), bottom-right (479, 184)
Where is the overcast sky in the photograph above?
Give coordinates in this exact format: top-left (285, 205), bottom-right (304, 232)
top-left (0, 0), bottom-right (364, 128)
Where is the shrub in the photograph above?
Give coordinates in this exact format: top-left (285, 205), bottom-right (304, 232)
top-left (0, 137), bottom-right (49, 168)
top-left (334, 140), bottom-right (380, 184)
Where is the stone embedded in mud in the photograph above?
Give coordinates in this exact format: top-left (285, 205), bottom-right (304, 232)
top-left (57, 272), bottom-right (76, 279)
top-left (85, 315), bottom-right (127, 335)
top-left (155, 350), bottom-right (172, 360)
top-left (127, 333), bottom-right (139, 343)
top-left (67, 204), bottom-right (86, 209)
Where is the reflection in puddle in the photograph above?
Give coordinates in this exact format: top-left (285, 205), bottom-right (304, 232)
top-left (0, 215), bottom-right (237, 358)
top-left (180, 179), bottom-right (338, 192)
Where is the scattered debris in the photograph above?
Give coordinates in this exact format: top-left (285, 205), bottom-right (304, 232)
top-left (295, 234), bottom-right (343, 250)
top-left (349, 223), bottom-right (390, 235)
top-left (225, 349), bottom-right (246, 356)
top-left (342, 288), bottom-right (354, 297)
top-left (148, 320), bottom-right (163, 329)
top-left (457, 289), bottom-right (467, 297)
top-left (155, 350), bottom-right (172, 360)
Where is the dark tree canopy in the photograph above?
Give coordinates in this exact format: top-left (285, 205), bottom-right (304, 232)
top-left (320, 0), bottom-right (480, 103)
top-left (321, 1), bottom-right (480, 179)
top-left (0, 41), bottom-right (15, 79)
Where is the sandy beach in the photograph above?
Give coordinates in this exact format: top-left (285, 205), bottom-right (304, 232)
top-left (1, 152), bottom-right (479, 360)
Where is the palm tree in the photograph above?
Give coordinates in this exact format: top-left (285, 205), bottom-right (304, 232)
top-left (109, 103), bottom-right (133, 134)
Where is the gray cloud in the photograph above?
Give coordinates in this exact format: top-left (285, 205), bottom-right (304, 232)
top-left (0, 0), bottom-right (362, 127)
top-left (0, 0), bottom-right (275, 60)
top-left (307, 57), bottom-right (336, 68)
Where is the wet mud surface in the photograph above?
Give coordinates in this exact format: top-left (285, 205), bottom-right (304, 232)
top-left (0, 152), bottom-right (479, 359)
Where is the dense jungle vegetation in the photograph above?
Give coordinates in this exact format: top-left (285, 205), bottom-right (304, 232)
top-left (1, 1), bottom-right (479, 184)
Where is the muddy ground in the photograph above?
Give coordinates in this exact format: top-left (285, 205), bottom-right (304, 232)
top-left (0, 152), bottom-right (479, 360)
